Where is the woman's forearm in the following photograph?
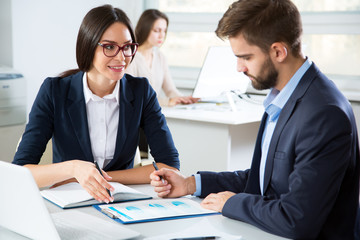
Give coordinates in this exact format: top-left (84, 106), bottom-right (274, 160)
top-left (108, 162), bottom-right (177, 184)
top-left (24, 161), bottom-right (74, 188)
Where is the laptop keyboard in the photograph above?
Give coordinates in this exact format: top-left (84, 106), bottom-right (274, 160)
top-left (51, 210), bottom-right (139, 240)
top-left (52, 214), bottom-right (114, 240)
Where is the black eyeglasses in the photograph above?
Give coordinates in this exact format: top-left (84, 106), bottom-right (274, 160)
top-left (97, 42), bottom-right (138, 57)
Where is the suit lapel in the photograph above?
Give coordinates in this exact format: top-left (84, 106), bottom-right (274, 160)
top-left (245, 112), bottom-right (268, 194)
top-left (106, 76), bottom-right (135, 169)
top-left (66, 72), bottom-right (93, 162)
top-left (262, 63), bottom-right (318, 193)
top-left (262, 97), bottom-right (297, 193)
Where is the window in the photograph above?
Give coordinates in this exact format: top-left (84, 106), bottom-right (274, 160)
top-left (292, 0), bottom-right (360, 11)
top-left (158, 0), bottom-right (235, 13)
top-left (163, 32), bottom-right (227, 68)
top-left (152, 0), bottom-right (360, 92)
top-left (303, 34), bottom-right (360, 77)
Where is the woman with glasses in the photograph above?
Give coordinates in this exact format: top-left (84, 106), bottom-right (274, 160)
top-left (126, 9), bottom-right (199, 106)
top-left (13, 5), bottom-right (180, 204)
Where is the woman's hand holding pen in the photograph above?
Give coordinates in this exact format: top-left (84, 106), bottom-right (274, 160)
top-left (150, 168), bottom-right (196, 198)
top-left (71, 160), bottom-right (114, 203)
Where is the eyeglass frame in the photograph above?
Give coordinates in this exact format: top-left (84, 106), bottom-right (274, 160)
top-left (97, 42), bottom-right (139, 57)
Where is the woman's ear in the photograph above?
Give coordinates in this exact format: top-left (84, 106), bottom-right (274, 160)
top-left (269, 42), bottom-right (288, 63)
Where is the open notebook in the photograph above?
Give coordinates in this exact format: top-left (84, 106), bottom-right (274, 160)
top-left (41, 181), bottom-right (152, 209)
top-left (0, 160), bottom-right (140, 240)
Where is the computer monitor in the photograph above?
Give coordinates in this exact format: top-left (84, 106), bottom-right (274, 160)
top-left (192, 46), bottom-right (250, 99)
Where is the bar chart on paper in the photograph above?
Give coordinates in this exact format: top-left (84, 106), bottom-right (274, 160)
top-left (94, 198), bottom-right (219, 224)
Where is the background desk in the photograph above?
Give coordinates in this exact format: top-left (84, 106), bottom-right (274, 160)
top-left (0, 184), bottom-right (289, 240)
top-left (162, 97), bottom-right (264, 176)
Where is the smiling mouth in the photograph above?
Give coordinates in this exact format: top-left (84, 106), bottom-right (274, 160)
top-left (109, 66), bottom-right (123, 70)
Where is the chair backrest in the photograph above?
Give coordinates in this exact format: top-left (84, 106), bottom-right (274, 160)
top-left (16, 136), bottom-right (52, 165)
top-left (133, 146), bottom-right (142, 168)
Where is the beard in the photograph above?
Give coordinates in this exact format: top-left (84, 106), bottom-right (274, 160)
top-left (245, 57), bottom-right (278, 90)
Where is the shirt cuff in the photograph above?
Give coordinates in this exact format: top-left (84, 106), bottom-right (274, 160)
top-left (192, 174), bottom-right (202, 196)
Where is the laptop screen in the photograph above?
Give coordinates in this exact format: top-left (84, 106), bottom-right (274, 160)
top-left (192, 46), bottom-right (250, 98)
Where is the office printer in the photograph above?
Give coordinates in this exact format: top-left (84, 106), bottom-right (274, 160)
top-left (0, 66), bottom-right (26, 126)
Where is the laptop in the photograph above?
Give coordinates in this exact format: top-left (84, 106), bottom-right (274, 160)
top-left (0, 160), bottom-right (140, 240)
top-left (192, 46), bottom-right (250, 101)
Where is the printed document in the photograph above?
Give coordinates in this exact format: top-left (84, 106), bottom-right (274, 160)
top-left (95, 198), bottom-right (219, 224)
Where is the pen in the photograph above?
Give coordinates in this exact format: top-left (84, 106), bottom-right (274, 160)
top-left (94, 160), bottom-right (111, 197)
top-left (101, 208), bottom-right (118, 219)
top-left (152, 161), bottom-right (165, 184)
top-left (170, 236), bottom-right (220, 240)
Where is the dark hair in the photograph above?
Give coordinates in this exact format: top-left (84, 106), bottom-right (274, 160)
top-left (216, 0), bottom-right (302, 57)
top-left (135, 9), bottom-right (169, 46)
top-left (59, 4), bottom-right (136, 78)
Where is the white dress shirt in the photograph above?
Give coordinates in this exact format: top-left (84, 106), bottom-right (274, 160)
top-left (82, 73), bottom-right (120, 169)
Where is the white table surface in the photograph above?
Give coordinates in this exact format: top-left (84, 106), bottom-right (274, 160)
top-left (0, 184), bottom-right (289, 240)
top-left (162, 95), bottom-right (265, 125)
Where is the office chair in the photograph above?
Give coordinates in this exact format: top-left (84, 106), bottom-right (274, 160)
top-left (16, 136), bottom-right (52, 165)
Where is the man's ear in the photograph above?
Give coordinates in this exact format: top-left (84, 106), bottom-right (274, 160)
top-left (269, 42), bottom-right (288, 63)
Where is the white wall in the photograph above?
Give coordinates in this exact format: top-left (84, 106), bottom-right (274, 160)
top-left (0, 0), bottom-right (12, 67)
top-left (11, 0), bottom-right (144, 116)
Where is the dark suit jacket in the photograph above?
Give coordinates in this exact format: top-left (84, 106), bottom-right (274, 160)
top-left (199, 63), bottom-right (359, 239)
top-left (13, 72), bottom-right (180, 171)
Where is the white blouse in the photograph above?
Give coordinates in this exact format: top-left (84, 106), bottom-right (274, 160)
top-left (82, 73), bottom-right (119, 169)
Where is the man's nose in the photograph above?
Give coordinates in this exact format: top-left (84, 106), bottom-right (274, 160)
top-left (237, 60), bottom-right (247, 72)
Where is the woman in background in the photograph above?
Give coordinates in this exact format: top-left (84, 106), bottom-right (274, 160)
top-left (126, 9), bottom-right (199, 106)
top-left (13, 5), bottom-right (179, 204)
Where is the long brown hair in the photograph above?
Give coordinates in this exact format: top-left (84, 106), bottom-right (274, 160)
top-left (59, 4), bottom-right (136, 78)
top-left (216, 0), bottom-right (302, 57)
top-left (135, 9), bottom-right (169, 46)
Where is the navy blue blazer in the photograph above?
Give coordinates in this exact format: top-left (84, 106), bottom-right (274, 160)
top-left (13, 71), bottom-right (180, 171)
top-left (198, 63), bottom-right (359, 239)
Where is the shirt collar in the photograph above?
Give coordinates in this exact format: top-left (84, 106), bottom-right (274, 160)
top-left (263, 57), bottom-right (312, 121)
top-left (82, 73), bottom-right (120, 104)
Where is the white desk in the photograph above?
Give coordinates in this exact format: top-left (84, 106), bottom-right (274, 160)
top-left (162, 96), bottom-right (265, 176)
top-left (0, 184), bottom-right (289, 240)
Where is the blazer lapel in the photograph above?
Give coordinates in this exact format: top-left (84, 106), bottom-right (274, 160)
top-left (106, 76), bottom-right (135, 169)
top-left (245, 112), bottom-right (268, 194)
top-left (66, 72), bottom-right (93, 162)
top-left (262, 63), bottom-right (318, 193)
top-left (262, 98), bottom-right (297, 193)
